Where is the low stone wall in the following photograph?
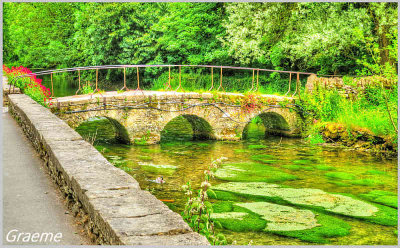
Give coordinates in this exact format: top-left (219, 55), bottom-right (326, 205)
top-left (305, 74), bottom-right (396, 98)
top-left (7, 94), bottom-right (209, 245)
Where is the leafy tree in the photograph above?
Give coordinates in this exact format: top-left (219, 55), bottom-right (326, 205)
top-left (221, 2), bottom-right (396, 75)
top-left (3, 2), bottom-right (77, 68)
top-left (71, 2), bottom-right (166, 83)
top-left (153, 2), bottom-right (230, 65)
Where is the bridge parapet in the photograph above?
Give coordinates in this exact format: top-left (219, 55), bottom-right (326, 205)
top-left (50, 91), bottom-right (301, 144)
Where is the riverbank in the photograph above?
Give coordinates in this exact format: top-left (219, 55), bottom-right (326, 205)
top-left (302, 75), bottom-right (397, 158)
top-left (309, 122), bottom-right (397, 158)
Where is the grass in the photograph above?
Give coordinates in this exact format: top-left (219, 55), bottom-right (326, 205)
top-left (301, 84), bottom-right (398, 144)
top-left (148, 70), bottom-right (298, 95)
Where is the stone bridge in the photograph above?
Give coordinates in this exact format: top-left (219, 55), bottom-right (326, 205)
top-left (50, 91), bottom-right (303, 144)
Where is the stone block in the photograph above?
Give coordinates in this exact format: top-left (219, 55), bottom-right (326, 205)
top-left (120, 232), bottom-right (209, 246)
top-left (107, 211), bottom-right (191, 237)
top-left (87, 189), bottom-right (171, 218)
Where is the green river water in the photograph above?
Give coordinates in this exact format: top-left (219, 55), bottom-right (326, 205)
top-left (75, 118), bottom-right (398, 245)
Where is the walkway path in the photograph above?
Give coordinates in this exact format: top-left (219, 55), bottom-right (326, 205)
top-left (2, 108), bottom-right (90, 245)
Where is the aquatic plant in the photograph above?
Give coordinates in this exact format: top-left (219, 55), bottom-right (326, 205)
top-left (359, 190), bottom-right (397, 208)
top-left (292, 159), bottom-right (313, 165)
top-left (137, 155), bottom-right (152, 161)
top-left (181, 157), bottom-right (228, 245)
top-left (314, 164), bottom-right (336, 171)
top-left (139, 162), bottom-right (176, 175)
top-left (250, 154), bottom-right (277, 164)
top-left (211, 182), bottom-right (397, 226)
top-left (324, 172), bottom-right (356, 180)
top-left (248, 144), bottom-right (267, 149)
top-left (210, 201), bottom-right (351, 243)
top-left (214, 162), bottom-right (298, 183)
top-left (134, 130), bottom-right (151, 145)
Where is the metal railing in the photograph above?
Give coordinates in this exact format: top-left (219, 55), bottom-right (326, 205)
top-left (8, 64), bottom-right (319, 98)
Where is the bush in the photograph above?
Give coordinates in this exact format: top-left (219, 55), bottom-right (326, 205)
top-left (299, 82), bottom-right (397, 141)
top-left (3, 65), bottom-right (51, 106)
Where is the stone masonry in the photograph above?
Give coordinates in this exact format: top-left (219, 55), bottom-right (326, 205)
top-left (7, 94), bottom-right (209, 245)
top-left (51, 91), bottom-right (302, 144)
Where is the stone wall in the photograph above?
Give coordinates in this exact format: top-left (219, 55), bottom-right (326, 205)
top-left (51, 91), bottom-right (302, 143)
top-left (305, 74), bottom-right (395, 98)
top-left (7, 94), bottom-right (209, 245)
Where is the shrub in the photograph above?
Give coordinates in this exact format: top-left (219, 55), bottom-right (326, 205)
top-left (3, 65), bottom-right (51, 106)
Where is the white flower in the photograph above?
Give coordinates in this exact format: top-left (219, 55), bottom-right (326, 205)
top-left (201, 181), bottom-right (211, 188)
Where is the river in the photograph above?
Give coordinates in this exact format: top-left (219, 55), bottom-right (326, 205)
top-left (75, 118), bottom-right (398, 245)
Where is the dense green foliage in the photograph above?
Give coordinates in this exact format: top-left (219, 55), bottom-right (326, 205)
top-left (4, 2), bottom-right (397, 75)
top-left (300, 82), bottom-right (398, 143)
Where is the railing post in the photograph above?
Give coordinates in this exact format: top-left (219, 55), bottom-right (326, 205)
top-left (75, 69), bottom-right (81, 95)
top-left (217, 66), bottom-right (224, 91)
top-left (209, 67), bottom-right (214, 91)
top-left (250, 69), bottom-right (255, 91)
top-left (285, 72), bottom-right (292, 96)
top-left (120, 67), bottom-right (129, 91)
top-left (176, 65), bottom-right (182, 91)
top-left (292, 72), bottom-right (300, 98)
top-left (90, 68), bottom-right (103, 97)
top-left (165, 66), bottom-right (172, 91)
top-left (51, 72), bottom-right (54, 97)
top-left (296, 72), bottom-right (301, 100)
top-left (96, 69), bottom-right (99, 91)
top-left (255, 69), bottom-right (259, 92)
top-left (136, 66), bottom-right (140, 90)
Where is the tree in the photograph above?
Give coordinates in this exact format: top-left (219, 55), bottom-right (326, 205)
top-left (153, 2), bottom-right (230, 65)
top-left (3, 2), bottom-right (77, 68)
top-left (221, 2), bottom-right (394, 75)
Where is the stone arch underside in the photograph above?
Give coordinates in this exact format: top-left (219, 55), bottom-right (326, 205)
top-left (242, 111), bottom-right (293, 138)
top-left (160, 114), bottom-right (215, 142)
top-left (75, 116), bottom-right (130, 144)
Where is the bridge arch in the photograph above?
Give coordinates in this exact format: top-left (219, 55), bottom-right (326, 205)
top-left (242, 107), bottom-right (300, 139)
top-left (75, 116), bottom-right (130, 144)
top-left (160, 114), bottom-right (215, 142)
